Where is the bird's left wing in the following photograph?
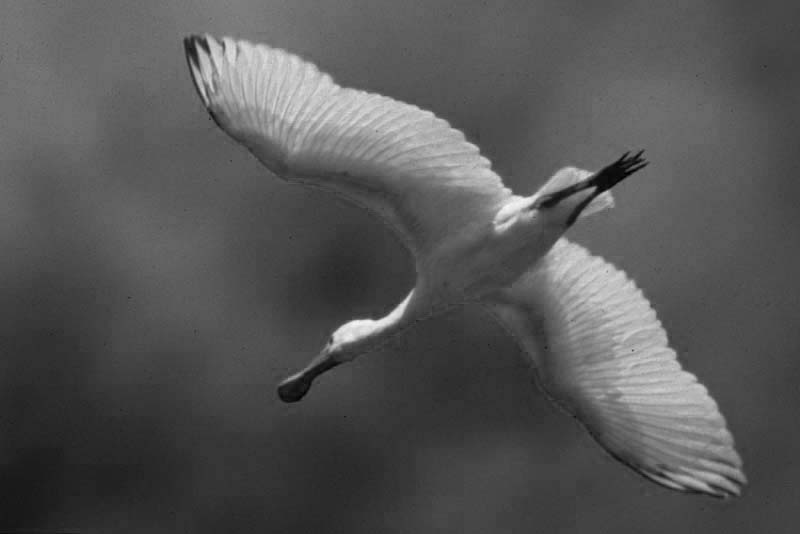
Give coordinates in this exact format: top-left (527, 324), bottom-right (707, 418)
top-left (483, 239), bottom-right (746, 497)
top-left (184, 35), bottom-right (512, 259)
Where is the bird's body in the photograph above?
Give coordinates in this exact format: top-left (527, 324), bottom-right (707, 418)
top-left (184, 35), bottom-right (745, 498)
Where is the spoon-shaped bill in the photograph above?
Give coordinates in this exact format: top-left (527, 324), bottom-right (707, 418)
top-left (277, 350), bottom-right (341, 403)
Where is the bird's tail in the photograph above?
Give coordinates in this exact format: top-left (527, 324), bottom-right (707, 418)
top-left (538, 167), bottom-right (615, 220)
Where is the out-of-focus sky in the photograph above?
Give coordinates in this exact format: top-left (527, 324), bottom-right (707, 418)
top-left (1, 1), bottom-right (798, 532)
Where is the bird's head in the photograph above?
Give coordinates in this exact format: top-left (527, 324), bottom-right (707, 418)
top-left (326, 319), bottom-right (379, 361)
top-left (277, 319), bottom-right (378, 403)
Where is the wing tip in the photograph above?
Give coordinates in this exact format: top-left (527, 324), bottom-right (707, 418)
top-left (577, 409), bottom-right (747, 498)
top-left (645, 465), bottom-right (747, 499)
top-left (601, 444), bottom-right (747, 498)
top-left (183, 34), bottom-right (213, 105)
top-left (183, 34), bottom-right (232, 133)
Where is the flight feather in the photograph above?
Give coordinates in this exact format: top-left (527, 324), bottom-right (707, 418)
top-left (184, 35), bottom-right (511, 257)
top-left (484, 239), bottom-right (745, 497)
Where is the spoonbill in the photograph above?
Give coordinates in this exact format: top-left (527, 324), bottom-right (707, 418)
top-left (184, 35), bottom-right (745, 497)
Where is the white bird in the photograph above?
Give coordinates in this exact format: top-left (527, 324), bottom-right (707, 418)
top-left (184, 34), bottom-right (745, 497)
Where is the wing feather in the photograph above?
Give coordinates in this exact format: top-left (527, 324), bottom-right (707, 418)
top-left (484, 239), bottom-right (745, 497)
top-left (184, 35), bottom-right (511, 259)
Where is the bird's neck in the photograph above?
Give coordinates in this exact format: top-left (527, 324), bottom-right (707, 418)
top-left (346, 290), bottom-right (418, 360)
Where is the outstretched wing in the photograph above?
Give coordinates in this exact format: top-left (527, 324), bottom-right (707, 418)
top-left (184, 35), bottom-right (512, 259)
top-left (484, 239), bottom-right (745, 497)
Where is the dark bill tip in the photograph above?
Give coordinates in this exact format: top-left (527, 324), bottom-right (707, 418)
top-left (277, 350), bottom-right (343, 403)
top-left (277, 373), bottom-right (313, 403)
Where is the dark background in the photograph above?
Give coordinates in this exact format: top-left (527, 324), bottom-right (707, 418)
top-left (1, 1), bottom-right (797, 532)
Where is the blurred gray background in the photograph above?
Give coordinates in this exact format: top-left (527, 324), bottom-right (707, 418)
top-left (1, 1), bottom-right (797, 532)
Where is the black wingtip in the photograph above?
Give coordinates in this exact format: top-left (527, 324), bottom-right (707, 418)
top-left (186, 33), bottom-right (211, 52)
top-left (183, 34), bottom-right (218, 110)
top-left (183, 35), bottom-right (202, 74)
top-left (184, 34), bottom-right (216, 69)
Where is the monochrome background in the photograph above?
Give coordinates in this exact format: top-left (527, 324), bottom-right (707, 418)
top-left (1, 1), bottom-right (796, 532)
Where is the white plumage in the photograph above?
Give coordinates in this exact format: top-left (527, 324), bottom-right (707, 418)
top-left (185, 34), bottom-right (511, 259)
top-left (184, 34), bottom-right (745, 497)
top-left (486, 241), bottom-right (743, 496)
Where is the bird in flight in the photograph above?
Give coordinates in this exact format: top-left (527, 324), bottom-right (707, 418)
top-left (184, 34), bottom-right (745, 498)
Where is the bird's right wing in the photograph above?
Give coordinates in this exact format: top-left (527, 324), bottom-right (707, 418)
top-left (184, 35), bottom-right (512, 260)
top-left (483, 239), bottom-right (745, 497)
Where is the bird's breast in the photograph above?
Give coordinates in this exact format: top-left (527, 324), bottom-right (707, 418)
top-left (423, 216), bottom-right (562, 301)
